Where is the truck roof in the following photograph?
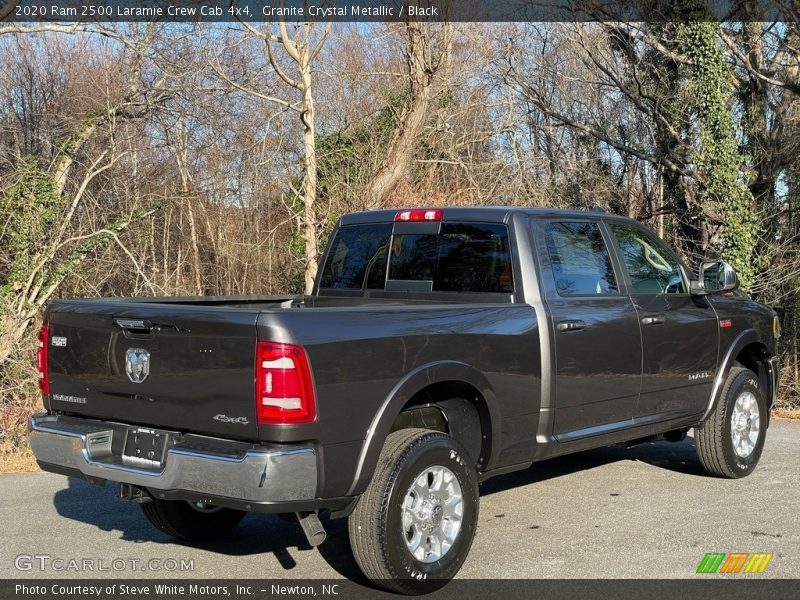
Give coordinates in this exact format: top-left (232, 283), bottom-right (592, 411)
top-left (339, 206), bottom-right (639, 226)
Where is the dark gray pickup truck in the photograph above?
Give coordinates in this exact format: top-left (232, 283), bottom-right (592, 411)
top-left (30, 207), bottom-right (780, 592)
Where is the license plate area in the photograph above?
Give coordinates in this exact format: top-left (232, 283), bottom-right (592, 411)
top-left (122, 428), bottom-right (168, 469)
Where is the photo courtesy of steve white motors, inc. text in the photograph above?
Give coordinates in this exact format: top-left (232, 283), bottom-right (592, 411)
top-left (13, 583), bottom-right (340, 597)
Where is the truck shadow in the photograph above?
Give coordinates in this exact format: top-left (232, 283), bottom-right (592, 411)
top-left (479, 434), bottom-right (705, 497)
top-left (52, 435), bottom-right (702, 584)
top-left (52, 477), bottom-right (368, 582)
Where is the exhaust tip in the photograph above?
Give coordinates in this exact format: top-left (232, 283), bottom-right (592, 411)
top-left (296, 512), bottom-right (327, 547)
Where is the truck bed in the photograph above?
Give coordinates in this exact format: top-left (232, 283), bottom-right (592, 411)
top-left (45, 291), bottom-right (526, 444)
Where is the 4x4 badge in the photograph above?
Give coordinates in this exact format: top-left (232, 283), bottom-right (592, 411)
top-left (213, 414), bottom-right (250, 425)
top-left (125, 348), bottom-right (150, 383)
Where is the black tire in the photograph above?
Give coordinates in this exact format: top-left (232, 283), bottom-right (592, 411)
top-left (695, 367), bottom-right (767, 478)
top-left (348, 428), bottom-right (479, 594)
top-left (140, 498), bottom-right (245, 541)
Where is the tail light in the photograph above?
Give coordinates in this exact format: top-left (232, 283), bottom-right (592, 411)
top-left (255, 341), bottom-right (316, 424)
top-left (37, 325), bottom-right (50, 396)
top-left (394, 209), bottom-right (442, 222)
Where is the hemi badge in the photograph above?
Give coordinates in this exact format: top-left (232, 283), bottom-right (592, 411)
top-left (720, 319), bottom-right (732, 328)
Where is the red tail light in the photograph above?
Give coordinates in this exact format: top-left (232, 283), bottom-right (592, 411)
top-left (394, 209), bottom-right (442, 222)
top-left (255, 341), bottom-right (316, 424)
top-left (37, 325), bottom-right (50, 396)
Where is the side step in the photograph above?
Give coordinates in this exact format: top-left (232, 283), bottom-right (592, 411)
top-left (622, 428), bottom-right (689, 448)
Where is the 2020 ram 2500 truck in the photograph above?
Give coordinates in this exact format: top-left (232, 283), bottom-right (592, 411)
top-left (29, 207), bottom-right (780, 592)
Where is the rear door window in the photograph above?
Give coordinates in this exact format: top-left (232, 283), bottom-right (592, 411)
top-left (544, 221), bottom-right (619, 296)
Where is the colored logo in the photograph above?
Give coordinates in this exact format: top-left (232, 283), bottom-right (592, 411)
top-left (696, 552), bottom-right (773, 574)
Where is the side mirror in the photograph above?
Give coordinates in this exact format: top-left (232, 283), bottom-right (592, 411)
top-left (691, 260), bottom-right (738, 295)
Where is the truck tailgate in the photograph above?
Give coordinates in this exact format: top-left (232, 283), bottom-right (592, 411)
top-left (46, 300), bottom-right (260, 440)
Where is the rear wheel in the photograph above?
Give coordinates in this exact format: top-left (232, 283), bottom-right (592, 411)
top-left (348, 428), bottom-right (479, 594)
top-left (695, 367), bottom-right (767, 478)
top-left (140, 498), bottom-right (245, 541)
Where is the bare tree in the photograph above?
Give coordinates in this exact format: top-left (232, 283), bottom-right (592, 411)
top-left (363, 22), bottom-right (452, 209)
top-left (217, 20), bottom-right (332, 293)
top-left (0, 27), bottom-right (171, 367)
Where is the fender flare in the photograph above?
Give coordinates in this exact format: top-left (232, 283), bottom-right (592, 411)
top-left (345, 361), bottom-right (500, 496)
top-left (701, 328), bottom-right (766, 422)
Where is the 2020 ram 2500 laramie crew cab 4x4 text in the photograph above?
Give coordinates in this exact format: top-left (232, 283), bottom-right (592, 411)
top-left (29, 207), bottom-right (780, 592)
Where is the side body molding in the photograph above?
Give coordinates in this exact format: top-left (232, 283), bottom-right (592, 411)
top-left (345, 361), bottom-right (500, 496)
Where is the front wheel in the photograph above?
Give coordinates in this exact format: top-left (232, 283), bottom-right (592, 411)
top-left (140, 498), bottom-right (245, 541)
top-left (348, 428), bottom-right (479, 594)
top-left (695, 367), bottom-right (767, 478)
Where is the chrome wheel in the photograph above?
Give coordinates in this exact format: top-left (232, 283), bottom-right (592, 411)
top-left (401, 465), bottom-right (463, 563)
top-left (731, 391), bottom-right (760, 458)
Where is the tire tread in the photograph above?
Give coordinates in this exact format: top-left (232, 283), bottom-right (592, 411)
top-left (695, 367), bottom-right (756, 478)
top-left (141, 501), bottom-right (185, 538)
top-left (349, 428), bottom-right (465, 594)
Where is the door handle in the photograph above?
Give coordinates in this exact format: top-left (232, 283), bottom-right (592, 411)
top-left (556, 320), bottom-right (587, 332)
top-left (641, 315), bottom-right (666, 326)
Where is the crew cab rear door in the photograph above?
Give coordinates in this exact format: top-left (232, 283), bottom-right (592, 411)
top-left (605, 221), bottom-right (718, 420)
top-left (533, 219), bottom-right (642, 440)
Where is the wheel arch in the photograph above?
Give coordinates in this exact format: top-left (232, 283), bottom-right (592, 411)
top-left (345, 361), bottom-right (500, 497)
top-left (703, 328), bottom-right (777, 424)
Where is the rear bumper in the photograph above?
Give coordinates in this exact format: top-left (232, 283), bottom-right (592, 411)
top-left (29, 413), bottom-right (318, 505)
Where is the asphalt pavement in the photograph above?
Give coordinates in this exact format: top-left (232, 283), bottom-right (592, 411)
top-left (1, 421), bottom-right (797, 582)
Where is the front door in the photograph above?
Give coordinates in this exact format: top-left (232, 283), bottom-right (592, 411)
top-left (606, 222), bottom-right (719, 421)
top-left (535, 220), bottom-right (642, 440)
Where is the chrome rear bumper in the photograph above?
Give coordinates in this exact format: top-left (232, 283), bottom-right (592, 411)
top-left (29, 413), bottom-right (317, 504)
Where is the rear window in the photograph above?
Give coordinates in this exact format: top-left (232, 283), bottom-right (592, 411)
top-left (320, 222), bottom-right (513, 294)
top-left (319, 223), bottom-right (392, 289)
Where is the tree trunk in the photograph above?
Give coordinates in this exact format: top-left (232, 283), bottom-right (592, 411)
top-left (364, 23), bottom-right (437, 209)
top-left (53, 121), bottom-right (98, 197)
top-left (740, 22), bottom-right (774, 210)
top-left (301, 65), bottom-right (319, 294)
top-left (184, 197), bottom-right (203, 295)
top-left (175, 122), bottom-right (204, 296)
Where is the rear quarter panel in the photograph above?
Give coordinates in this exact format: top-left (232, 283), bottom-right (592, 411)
top-left (256, 304), bottom-right (540, 497)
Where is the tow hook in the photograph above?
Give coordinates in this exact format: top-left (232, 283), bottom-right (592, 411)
top-left (296, 512), bottom-right (327, 547)
top-left (118, 483), bottom-right (152, 503)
